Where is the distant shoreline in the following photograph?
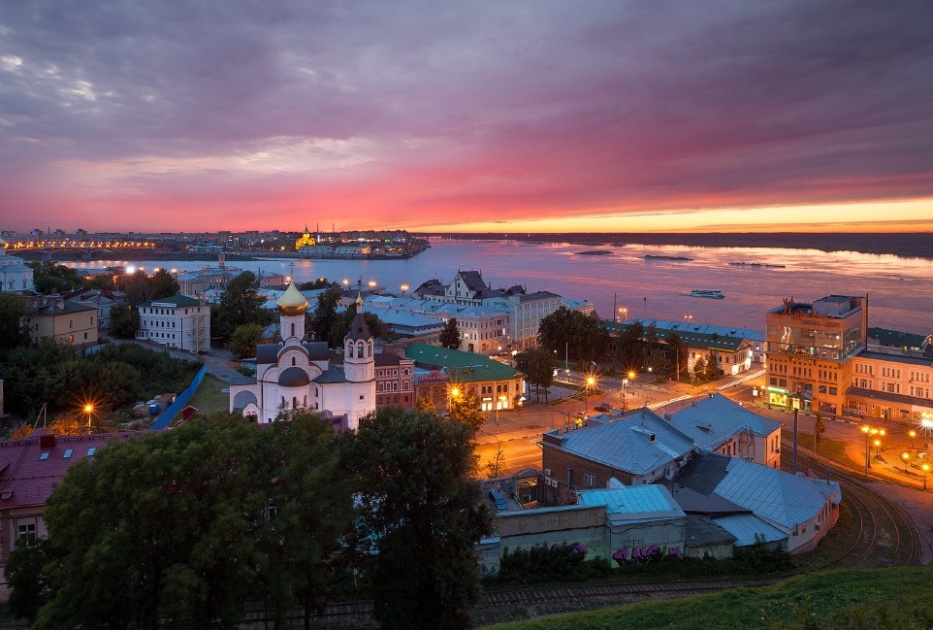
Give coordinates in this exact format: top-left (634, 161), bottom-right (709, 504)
top-left (419, 232), bottom-right (933, 260)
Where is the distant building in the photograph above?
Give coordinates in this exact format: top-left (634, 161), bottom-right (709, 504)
top-left (0, 238), bottom-right (34, 293)
top-left (26, 295), bottom-right (98, 349)
top-left (136, 294), bottom-right (210, 354)
top-left (63, 288), bottom-right (126, 331)
top-left (405, 342), bottom-right (525, 413)
top-left (373, 352), bottom-right (416, 409)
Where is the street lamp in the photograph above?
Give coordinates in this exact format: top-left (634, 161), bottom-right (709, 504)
top-left (909, 430), bottom-right (916, 450)
top-left (923, 463), bottom-right (930, 491)
top-left (400, 283), bottom-right (409, 295)
top-left (585, 376), bottom-right (595, 415)
top-left (902, 451), bottom-right (910, 473)
top-left (618, 307), bottom-right (628, 323)
top-left (84, 403), bottom-right (94, 433)
top-left (861, 425), bottom-right (885, 478)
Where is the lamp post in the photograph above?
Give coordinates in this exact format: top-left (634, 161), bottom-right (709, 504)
top-left (923, 463), bottom-right (929, 491)
top-left (909, 430), bottom-right (916, 451)
top-left (585, 376), bottom-right (595, 415)
top-left (860, 425), bottom-right (885, 478)
top-left (901, 451), bottom-right (910, 473)
top-left (84, 403), bottom-right (94, 433)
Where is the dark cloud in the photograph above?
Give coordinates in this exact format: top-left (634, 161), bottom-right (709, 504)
top-left (1, 0), bottom-right (932, 229)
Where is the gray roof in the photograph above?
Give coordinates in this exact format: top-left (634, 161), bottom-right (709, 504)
top-left (676, 452), bottom-right (841, 531)
top-left (541, 409), bottom-right (695, 476)
top-left (316, 366), bottom-right (347, 383)
top-left (684, 514), bottom-right (737, 547)
top-left (278, 366), bottom-right (311, 387)
top-left (666, 394), bottom-right (781, 451)
top-left (577, 484), bottom-right (685, 522)
top-left (231, 390), bottom-right (258, 410)
top-left (713, 513), bottom-right (786, 546)
top-left (855, 350), bottom-right (933, 368)
top-left (617, 318), bottom-right (764, 342)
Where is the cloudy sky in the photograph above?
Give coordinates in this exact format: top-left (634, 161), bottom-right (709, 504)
top-left (2, 0), bottom-right (932, 233)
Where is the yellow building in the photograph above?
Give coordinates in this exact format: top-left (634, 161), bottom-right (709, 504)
top-left (27, 296), bottom-right (99, 349)
top-left (295, 226), bottom-right (315, 250)
top-left (847, 353), bottom-right (933, 425)
top-left (765, 295), bottom-right (866, 415)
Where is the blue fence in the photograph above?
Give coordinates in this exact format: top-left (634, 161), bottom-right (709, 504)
top-left (151, 365), bottom-right (208, 431)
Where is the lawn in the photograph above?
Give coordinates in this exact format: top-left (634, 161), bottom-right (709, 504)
top-left (173, 374), bottom-right (230, 423)
top-left (481, 567), bottom-right (933, 630)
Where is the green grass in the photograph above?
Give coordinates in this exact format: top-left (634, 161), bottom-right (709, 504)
top-left (172, 374), bottom-right (230, 423)
top-left (480, 567), bottom-right (933, 630)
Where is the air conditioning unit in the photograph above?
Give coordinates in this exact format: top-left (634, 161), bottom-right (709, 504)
top-left (551, 479), bottom-right (559, 488)
top-left (543, 468), bottom-right (552, 477)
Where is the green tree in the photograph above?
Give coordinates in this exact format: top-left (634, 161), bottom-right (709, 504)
top-left (298, 278), bottom-right (336, 290)
top-left (26, 261), bottom-right (82, 294)
top-left (415, 396), bottom-right (436, 413)
top-left (312, 286), bottom-right (342, 345)
top-left (704, 352), bottom-right (721, 381)
top-left (226, 323), bottom-right (265, 359)
top-left (108, 303), bottom-right (140, 338)
top-left (514, 346), bottom-right (554, 402)
top-left (449, 392), bottom-right (486, 431)
top-left (665, 333), bottom-right (686, 382)
top-left (440, 317), bottom-right (461, 349)
top-left (539, 307), bottom-right (609, 365)
top-left (31, 413), bottom-right (350, 630)
top-left (815, 411), bottom-right (826, 448)
top-left (4, 536), bottom-right (55, 623)
top-left (116, 269), bottom-right (180, 306)
top-left (692, 356), bottom-right (707, 382)
top-left (214, 271), bottom-right (269, 341)
top-left (0, 293), bottom-right (31, 351)
top-left (348, 407), bottom-right (492, 630)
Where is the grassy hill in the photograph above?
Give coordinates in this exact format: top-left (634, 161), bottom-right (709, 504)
top-left (481, 567), bottom-right (933, 630)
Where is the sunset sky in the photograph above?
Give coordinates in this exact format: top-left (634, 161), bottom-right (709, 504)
top-left (2, 1), bottom-right (932, 234)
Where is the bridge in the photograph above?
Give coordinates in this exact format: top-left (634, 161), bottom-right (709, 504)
top-left (5, 239), bottom-right (157, 260)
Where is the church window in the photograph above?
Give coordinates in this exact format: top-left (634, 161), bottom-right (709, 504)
top-left (291, 323), bottom-right (295, 337)
top-left (292, 397), bottom-right (298, 409)
top-left (357, 343), bottom-right (364, 358)
top-left (292, 357), bottom-right (296, 366)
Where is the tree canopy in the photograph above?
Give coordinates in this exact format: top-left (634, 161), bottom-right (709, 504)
top-left (25, 413), bottom-right (351, 630)
top-left (440, 318), bottom-right (461, 349)
top-left (0, 293), bottom-right (31, 351)
top-left (213, 271), bottom-right (271, 342)
top-left (347, 407), bottom-right (492, 630)
top-left (514, 346), bottom-right (555, 402)
top-left (538, 307), bottom-right (609, 364)
top-left (26, 261), bottom-right (82, 294)
top-left (116, 269), bottom-right (179, 306)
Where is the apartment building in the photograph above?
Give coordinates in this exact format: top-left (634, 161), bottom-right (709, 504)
top-left (136, 294), bottom-right (211, 354)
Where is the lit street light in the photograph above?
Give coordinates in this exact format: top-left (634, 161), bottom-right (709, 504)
top-left (923, 463), bottom-right (930, 491)
top-left (901, 451), bottom-right (910, 473)
top-left (84, 403), bottom-right (94, 433)
top-left (861, 425), bottom-right (885, 478)
top-left (584, 375), bottom-right (595, 416)
top-left (909, 430), bottom-right (916, 450)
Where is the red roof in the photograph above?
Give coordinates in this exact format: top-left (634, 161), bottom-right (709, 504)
top-left (0, 429), bottom-right (137, 510)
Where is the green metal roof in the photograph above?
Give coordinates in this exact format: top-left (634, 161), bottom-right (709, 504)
top-left (405, 342), bottom-right (520, 382)
top-left (142, 294), bottom-right (202, 308)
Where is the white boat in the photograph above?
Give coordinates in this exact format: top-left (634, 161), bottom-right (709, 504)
top-left (690, 289), bottom-right (725, 299)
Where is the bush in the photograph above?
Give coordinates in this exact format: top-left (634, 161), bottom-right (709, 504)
top-left (494, 542), bottom-right (609, 584)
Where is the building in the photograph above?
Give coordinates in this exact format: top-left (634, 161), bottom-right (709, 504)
top-left (867, 327), bottom-right (932, 357)
top-left (846, 352), bottom-right (933, 424)
top-left (374, 352), bottom-right (415, 409)
top-left (765, 295), bottom-right (867, 415)
top-left (229, 283), bottom-right (376, 429)
top-left (664, 394), bottom-right (782, 468)
top-left (0, 430), bottom-right (135, 592)
top-left (63, 288), bottom-right (126, 332)
top-left (405, 342), bottom-right (525, 413)
top-left (0, 238), bottom-right (34, 293)
top-left (673, 452), bottom-right (841, 554)
top-left (412, 271), bottom-right (590, 351)
top-left (136, 294), bottom-right (210, 354)
top-left (539, 408), bottom-right (696, 505)
top-left (26, 295), bottom-right (98, 349)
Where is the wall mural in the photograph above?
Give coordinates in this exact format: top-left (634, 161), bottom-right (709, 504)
top-left (612, 544), bottom-right (684, 565)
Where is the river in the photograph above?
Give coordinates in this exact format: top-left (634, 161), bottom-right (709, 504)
top-left (66, 239), bottom-right (933, 334)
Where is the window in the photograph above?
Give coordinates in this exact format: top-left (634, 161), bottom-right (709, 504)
top-left (583, 471), bottom-right (595, 487)
top-left (63, 449), bottom-right (73, 459)
top-left (17, 524), bottom-right (36, 540)
top-left (39, 451), bottom-right (50, 460)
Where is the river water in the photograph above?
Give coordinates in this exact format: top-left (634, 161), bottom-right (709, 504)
top-left (67, 239), bottom-right (933, 334)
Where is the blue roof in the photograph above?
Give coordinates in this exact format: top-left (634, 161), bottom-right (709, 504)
top-left (666, 394), bottom-right (781, 451)
top-left (541, 409), bottom-right (695, 476)
top-left (577, 484), bottom-right (685, 520)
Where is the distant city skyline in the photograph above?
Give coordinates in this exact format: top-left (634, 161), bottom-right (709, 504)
top-left (2, 1), bottom-right (932, 234)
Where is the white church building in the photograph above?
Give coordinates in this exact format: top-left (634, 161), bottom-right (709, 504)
top-left (229, 282), bottom-right (376, 429)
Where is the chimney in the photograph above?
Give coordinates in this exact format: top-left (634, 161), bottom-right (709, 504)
top-left (39, 434), bottom-right (56, 449)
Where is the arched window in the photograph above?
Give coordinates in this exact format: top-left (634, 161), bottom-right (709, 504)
top-left (292, 397), bottom-right (298, 409)
top-left (357, 342), bottom-right (364, 358)
top-left (291, 322), bottom-right (295, 337)
top-left (291, 356), bottom-right (296, 366)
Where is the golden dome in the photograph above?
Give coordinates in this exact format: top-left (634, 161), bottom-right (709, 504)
top-left (277, 281), bottom-right (308, 316)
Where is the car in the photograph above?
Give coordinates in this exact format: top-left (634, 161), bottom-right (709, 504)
top-left (593, 404), bottom-right (611, 413)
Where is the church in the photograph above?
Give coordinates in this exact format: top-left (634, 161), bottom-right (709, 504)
top-left (229, 282), bottom-right (376, 429)
top-left (0, 238), bottom-right (34, 293)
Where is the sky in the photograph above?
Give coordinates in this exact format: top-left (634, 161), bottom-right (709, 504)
top-left (1, 0), bottom-right (932, 234)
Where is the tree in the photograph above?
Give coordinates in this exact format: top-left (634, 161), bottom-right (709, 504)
top-left (449, 392), bottom-right (486, 431)
top-left (30, 413), bottom-right (351, 630)
top-left (704, 352), bottom-right (721, 381)
top-left (312, 286), bottom-right (342, 345)
top-left (815, 411), bottom-right (826, 448)
top-left (108, 303), bottom-right (140, 338)
top-left (116, 269), bottom-right (180, 306)
top-left (0, 293), bottom-right (31, 351)
top-left (27, 261), bottom-right (81, 294)
top-left (348, 407), bottom-right (492, 630)
top-left (665, 333), bottom-right (686, 382)
top-left (692, 356), bottom-right (707, 382)
top-left (4, 536), bottom-right (55, 623)
top-left (514, 346), bottom-right (554, 402)
top-left (440, 317), bottom-right (461, 349)
top-left (415, 396), bottom-right (436, 413)
top-left (538, 307), bottom-right (609, 365)
top-left (214, 271), bottom-right (269, 341)
top-left (226, 323), bottom-right (265, 359)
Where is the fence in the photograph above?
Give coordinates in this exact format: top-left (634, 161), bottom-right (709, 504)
top-left (151, 365), bottom-right (207, 431)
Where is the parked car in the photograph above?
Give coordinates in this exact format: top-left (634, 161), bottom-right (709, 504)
top-left (594, 404), bottom-right (611, 413)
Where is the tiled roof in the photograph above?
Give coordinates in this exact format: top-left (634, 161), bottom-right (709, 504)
top-left (0, 430), bottom-right (136, 510)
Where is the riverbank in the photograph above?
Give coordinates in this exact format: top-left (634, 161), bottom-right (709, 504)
top-left (425, 232), bottom-right (933, 260)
